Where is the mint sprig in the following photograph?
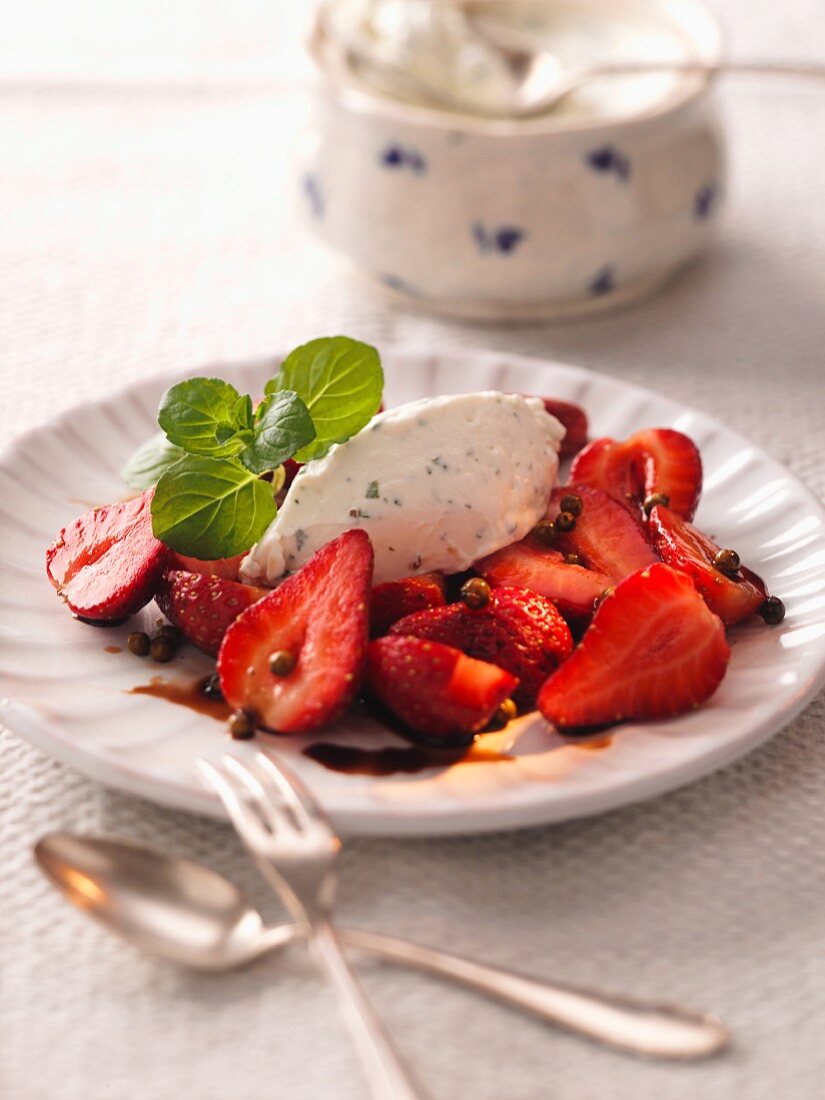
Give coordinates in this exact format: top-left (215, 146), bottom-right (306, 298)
top-left (266, 336), bottom-right (383, 462)
top-left (122, 336), bottom-right (383, 560)
top-left (151, 456), bottom-right (277, 559)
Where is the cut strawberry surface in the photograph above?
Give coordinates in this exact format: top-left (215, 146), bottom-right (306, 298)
top-left (156, 570), bottom-right (270, 656)
top-left (538, 398), bottom-right (589, 459)
top-left (648, 504), bottom-right (766, 626)
top-left (171, 553), bottom-right (244, 580)
top-left (390, 586), bottom-right (572, 709)
top-left (46, 489), bottom-right (170, 622)
top-left (475, 538), bottom-right (612, 621)
top-left (218, 529), bottom-right (373, 733)
top-left (546, 485), bottom-right (657, 582)
top-left (538, 563), bottom-right (730, 732)
top-left (370, 572), bottom-right (446, 638)
top-left (366, 635), bottom-right (518, 740)
top-left (570, 429), bottom-right (702, 520)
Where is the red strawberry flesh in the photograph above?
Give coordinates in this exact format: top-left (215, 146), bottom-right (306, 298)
top-left (475, 538), bottom-right (613, 621)
top-left (366, 635), bottom-right (517, 740)
top-left (46, 489), bottom-right (170, 622)
top-left (370, 572), bottom-right (446, 637)
top-left (171, 553), bottom-right (245, 580)
top-left (648, 504), bottom-right (766, 626)
top-left (390, 586), bottom-right (572, 709)
top-left (156, 570), bottom-right (270, 656)
top-left (218, 530), bottom-right (373, 734)
top-left (536, 398), bottom-right (589, 460)
top-left (570, 429), bottom-right (702, 520)
top-left (538, 563), bottom-right (730, 732)
top-left (547, 485), bottom-right (657, 582)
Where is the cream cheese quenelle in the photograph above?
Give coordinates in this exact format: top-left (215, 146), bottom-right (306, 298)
top-left (241, 392), bottom-right (564, 587)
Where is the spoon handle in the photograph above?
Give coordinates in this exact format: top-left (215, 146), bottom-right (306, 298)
top-left (335, 927), bottom-right (729, 1060)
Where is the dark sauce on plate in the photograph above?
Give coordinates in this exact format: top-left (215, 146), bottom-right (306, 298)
top-left (304, 740), bottom-right (513, 777)
top-left (128, 675), bottom-right (231, 722)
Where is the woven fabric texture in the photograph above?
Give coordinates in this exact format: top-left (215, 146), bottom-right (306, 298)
top-left (1, 2), bottom-right (824, 1097)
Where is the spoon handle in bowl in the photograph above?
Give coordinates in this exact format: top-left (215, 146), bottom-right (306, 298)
top-left (335, 927), bottom-right (729, 1061)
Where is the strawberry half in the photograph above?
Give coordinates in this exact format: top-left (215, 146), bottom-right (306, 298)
top-left (218, 530), bottom-right (373, 733)
top-left (366, 635), bottom-right (517, 741)
top-left (531, 398), bottom-right (588, 459)
top-left (171, 553), bottom-right (245, 580)
top-left (46, 489), bottom-right (170, 622)
top-left (570, 428), bottom-right (702, 520)
top-left (538, 563), bottom-right (730, 732)
top-left (370, 572), bottom-right (446, 638)
top-left (648, 504), bottom-right (766, 626)
top-left (390, 587), bottom-right (572, 709)
top-left (475, 537), bottom-right (613, 622)
top-left (156, 570), bottom-right (269, 656)
top-left (547, 485), bottom-right (657, 582)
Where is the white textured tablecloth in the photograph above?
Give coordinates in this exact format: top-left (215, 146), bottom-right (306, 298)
top-left (2, 2), bottom-right (825, 1097)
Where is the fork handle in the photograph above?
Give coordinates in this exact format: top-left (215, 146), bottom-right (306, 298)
top-left (336, 927), bottom-right (729, 1061)
top-left (309, 921), bottom-right (431, 1100)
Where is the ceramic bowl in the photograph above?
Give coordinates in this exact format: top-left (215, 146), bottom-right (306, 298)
top-left (299, 0), bottom-right (726, 322)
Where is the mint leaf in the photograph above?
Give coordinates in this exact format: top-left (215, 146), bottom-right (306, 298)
top-left (158, 378), bottom-right (248, 458)
top-left (120, 432), bottom-right (185, 489)
top-left (241, 390), bottom-right (315, 475)
top-left (265, 336), bottom-right (383, 462)
top-left (151, 455), bottom-right (276, 559)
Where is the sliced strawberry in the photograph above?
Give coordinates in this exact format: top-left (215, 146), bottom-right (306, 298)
top-left (538, 563), bottom-right (730, 732)
top-left (546, 485), bottom-right (657, 582)
top-left (370, 572), bottom-right (446, 638)
top-left (171, 553), bottom-right (245, 580)
top-left (218, 530), bottom-right (373, 733)
top-left (475, 537), bottom-right (612, 621)
top-left (390, 587), bottom-right (571, 709)
top-left (570, 429), bottom-right (702, 520)
top-left (648, 504), bottom-right (766, 626)
top-left (366, 635), bottom-right (517, 740)
top-left (156, 570), bottom-right (269, 656)
top-left (534, 398), bottom-right (589, 459)
top-left (46, 489), bottom-right (170, 622)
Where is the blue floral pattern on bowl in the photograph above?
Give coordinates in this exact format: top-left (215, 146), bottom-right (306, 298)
top-left (694, 181), bottom-right (720, 220)
top-left (472, 222), bottom-right (526, 254)
top-left (380, 145), bottom-right (427, 174)
top-left (589, 265), bottom-right (616, 296)
top-left (302, 174), bottom-right (324, 219)
top-left (586, 146), bottom-right (631, 183)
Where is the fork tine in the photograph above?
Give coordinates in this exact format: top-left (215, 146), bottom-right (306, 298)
top-left (219, 755), bottom-right (295, 838)
top-left (254, 751), bottom-right (322, 832)
top-left (197, 758), bottom-right (267, 844)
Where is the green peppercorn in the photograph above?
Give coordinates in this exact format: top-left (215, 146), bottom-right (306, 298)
top-left (127, 631), bottom-right (150, 657)
top-left (759, 596), bottom-right (786, 625)
top-left (149, 635), bottom-right (175, 663)
top-left (229, 709), bottom-right (256, 740)
top-left (158, 624), bottom-right (182, 646)
top-left (461, 576), bottom-right (491, 610)
top-left (268, 649), bottom-right (296, 676)
top-left (555, 510), bottom-right (577, 533)
top-left (713, 548), bottom-right (741, 577)
top-left (532, 520), bottom-right (557, 547)
top-left (643, 492), bottom-right (670, 515)
top-left (485, 698), bottom-right (517, 731)
top-left (564, 552), bottom-right (583, 567)
top-left (559, 493), bottom-right (583, 517)
top-left (595, 586), bottom-right (616, 610)
top-left (201, 673), bottom-right (224, 700)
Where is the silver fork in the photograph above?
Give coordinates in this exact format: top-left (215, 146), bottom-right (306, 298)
top-left (199, 751), bottom-right (429, 1100)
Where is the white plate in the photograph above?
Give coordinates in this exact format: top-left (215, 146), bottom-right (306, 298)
top-left (2, 349), bottom-right (825, 836)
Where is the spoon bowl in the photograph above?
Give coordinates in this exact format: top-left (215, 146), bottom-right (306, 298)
top-left (34, 833), bottom-right (293, 970)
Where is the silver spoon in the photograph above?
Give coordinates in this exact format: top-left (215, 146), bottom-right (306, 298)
top-left (35, 832), bottom-right (729, 1060)
top-left (320, 5), bottom-right (825, 119)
